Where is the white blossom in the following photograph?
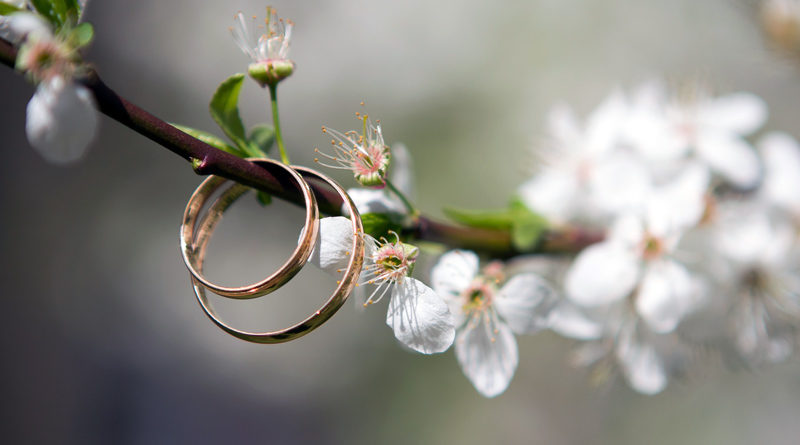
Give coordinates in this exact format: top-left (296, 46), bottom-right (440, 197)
top-left (8, 11), bottom-right (98, 164)
top-left (26, 75), bottom-right (97, 163)
top-left (431, 250), bottom-right (557, 397)
top-left (518, 91), bottom-right (644, 223)
top-left (550, 300), bottom-right (689, 395)
top-left (712, 203), bottom-right (800, 364)
top-left (310, 217), bottom-right (455, 354)
top-left (625, 83), bottom-right (766, 188)
top-left (564, 165), bottom-right (709, 333)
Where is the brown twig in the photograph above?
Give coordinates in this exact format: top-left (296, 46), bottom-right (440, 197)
top-left (0, 37), bottom-right (602, 256)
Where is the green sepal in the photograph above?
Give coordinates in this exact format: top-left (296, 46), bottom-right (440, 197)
top-left (443, 198), bottom-right (549, 251)
top-left (209, 73), bottom-right (261, 157)
top-left (248, 124), bottom-right (275, 156)
top-left (69, 22), bottom-right (93, 48)
top-left (360, 212), bottom-right (404, 240)
top-left (0, 3), bottom-right (23, 14)
top-left (172, 123), bottom-right (245, 157)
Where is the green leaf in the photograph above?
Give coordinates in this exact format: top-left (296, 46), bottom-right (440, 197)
top-left (172, 123), bottom-right (245, 157)
top-left (0, 4), bottom-right (23, 14)
top-left (209, 73), bottom-right (257, 156)
top-left (445, 198), bottom-right (549, 251)
top-left (360, 213), bottom-right (403, 239)
top-left (62, 0), bottom-right (80, 24)
top-left (248, 124), bottom-right (275, 156)
top-left (30, 0), bottom-right (68, 28)
top-left (511, 216), bottom-right (547, 250)
top-left (509, 197), bottom-right (548, 250)
top-left (70, 22), bottom-right (93, 47)
top-left (443, 207), bottom-right (514, 230)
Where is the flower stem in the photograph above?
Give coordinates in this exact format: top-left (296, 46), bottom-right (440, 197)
top-left (268, 83), bottom-right (290, 164)
top-left (385, 178), bottom-right (419, 218)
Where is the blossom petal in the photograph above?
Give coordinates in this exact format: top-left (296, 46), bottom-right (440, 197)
top-left (344, 188), bottom-right (405, 216)
top-left (616, 332), bottom-right (668, 395)
top-left (548, 301), bottom-right (604, 340)
top-left (5, 12), bottom-right (52, 43)
top-left (455, 315), bottom-right (518, 397)
top-left (431, 250), bottom-right (479, 299)
top-left (26, 77), bottom-right (97, 164)
top-left (695, 131), bottom-right (760, 189)
top-left (585, 90), bottom-right (629, 155)
top-left (386, 278), bottom-right (455, 354)
top-left (760, 132), bottom-right (800, 215)
top-left (646, 162), bottom-right (710, 236)
top-left (307, 216), bottom-right (355, 275)
top-left (699, 92), bottom-right (767, 136)
top-left (389, 143), bottom-right (415, 198)
top-left (518, 170), bottom-right (579, 222)
top-left (565, 242), bottom-right (639, 307)
top-left (494, 274), bottom-right (558, 334)
top-left (589, 153), bottom-right (652, 216)
top-left (635, 260), bottom-right (697, 333)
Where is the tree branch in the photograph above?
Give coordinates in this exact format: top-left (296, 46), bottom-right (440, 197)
top-left (0, 37), bottom-right (602, 256)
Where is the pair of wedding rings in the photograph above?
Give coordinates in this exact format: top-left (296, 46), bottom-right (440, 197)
top-left (179, 159), bottom-right (365, 343)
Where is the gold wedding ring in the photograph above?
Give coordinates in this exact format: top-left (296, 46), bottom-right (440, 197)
top-left (182, 162), bottom-right (365, 343)
top-left (180, 159), bottom-right (319, 299)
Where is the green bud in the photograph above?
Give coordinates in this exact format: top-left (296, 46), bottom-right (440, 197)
top-left (247, 60), bottom-right (295, 87)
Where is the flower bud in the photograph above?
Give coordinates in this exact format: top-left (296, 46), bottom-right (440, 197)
top-left (247, 60), bottom-right (295, 87)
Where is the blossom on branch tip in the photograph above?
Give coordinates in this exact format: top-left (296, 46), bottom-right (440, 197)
top-left (230, 8), bottom-right (294, 87)
top-left (26, 75), bottom-right (97, 163)
top-left (309, 217), bottom-right (455, 354)
top-left (8, 11), bottom-right (98, 164)
top-left (432, 250), bottom-right (558, 397)
top-left (316, 114), bottom-right (391, 187)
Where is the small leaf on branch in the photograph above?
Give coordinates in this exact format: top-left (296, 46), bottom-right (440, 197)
top-left (249, 124), bottom-right (275, 156)
top-left (361, 212), bottom-right (404, 239)
top-left (70, 22), bottom-right (94, 48)
top-left (172, 123), bottom-right (245, 157)
top-left (30, 0), bottom-right (78, 28)
top-left (443, 207), bottom-right (515, 230)
top-left (509, 197), bottom-right (548, 250)
top-left (444, 198), bottom-right (549, 250)
top-left (256, 191), bottom-right (272, 206)
top-left (209, 73), bottom-right (260, 156)
top-left (0, 4), bottom-right (22, 15)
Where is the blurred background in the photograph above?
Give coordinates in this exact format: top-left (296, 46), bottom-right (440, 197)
top-left (2, 0), bottom-right (800, 443)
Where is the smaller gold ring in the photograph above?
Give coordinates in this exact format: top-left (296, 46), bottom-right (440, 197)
top-left (180, 158), bottom-right (319, 299)
top-left (189, 166), bottom-right (365, 344)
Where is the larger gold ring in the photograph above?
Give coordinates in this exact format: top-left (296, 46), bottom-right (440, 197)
top-left (180, 158), bottom-right (319, 299)
top-left (189, 166), bottom-right (365, 344)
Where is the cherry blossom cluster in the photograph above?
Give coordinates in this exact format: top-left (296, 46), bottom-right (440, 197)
top-left (2, 0), bottom-right (96, 163)
top-left (520, 82), bottom-right (800, 394)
